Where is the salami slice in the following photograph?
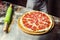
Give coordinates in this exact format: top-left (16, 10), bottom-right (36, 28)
top-left (18, 11), bottom-right (54, 34)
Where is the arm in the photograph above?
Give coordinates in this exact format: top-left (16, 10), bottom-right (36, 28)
top-left (26, 0), bottom-right (47, 13)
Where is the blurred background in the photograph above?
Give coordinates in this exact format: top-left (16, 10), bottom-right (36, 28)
top-left (2, 0), bottom-right (27, 7)
top-left (2, 0), bottom-right (60, 17)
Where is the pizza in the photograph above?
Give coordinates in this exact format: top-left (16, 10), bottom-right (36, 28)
top-left (18, 11), bottom-right (54, 34)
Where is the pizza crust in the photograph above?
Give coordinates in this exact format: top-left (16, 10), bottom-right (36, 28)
top-left (18, 11), bottom-right (54, 34)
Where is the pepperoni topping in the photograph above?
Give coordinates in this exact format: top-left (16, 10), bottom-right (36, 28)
top-left (22, 11), bottom-right (51, 31)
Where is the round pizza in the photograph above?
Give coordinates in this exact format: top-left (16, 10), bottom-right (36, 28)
top-left (18, 11), bottom-right (54, 34)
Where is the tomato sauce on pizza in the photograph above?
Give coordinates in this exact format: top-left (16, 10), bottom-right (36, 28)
top-left (18, 11), bottom-right (54, 34)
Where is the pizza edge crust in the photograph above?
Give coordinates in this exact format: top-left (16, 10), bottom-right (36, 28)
top-left (18, 11), bottom-right (54, 34)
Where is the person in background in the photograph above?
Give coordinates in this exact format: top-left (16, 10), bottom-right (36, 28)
top-left (26, 0), bottom-right (47, 13)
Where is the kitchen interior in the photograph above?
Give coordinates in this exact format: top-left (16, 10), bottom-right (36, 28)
top-left (0, 0), bottom-right (60, 40)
